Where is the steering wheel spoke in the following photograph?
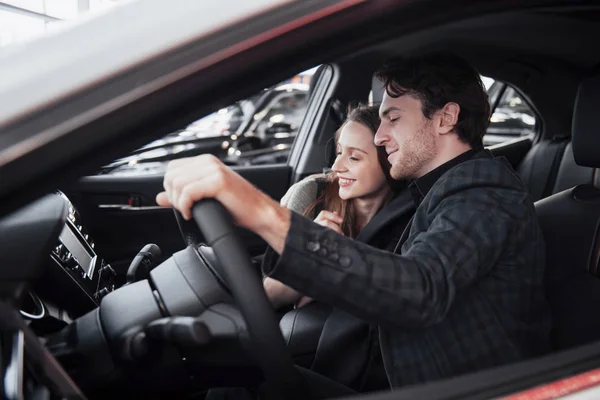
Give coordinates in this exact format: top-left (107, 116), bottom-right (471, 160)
top-left (192, 200), bottom-right (309, 399)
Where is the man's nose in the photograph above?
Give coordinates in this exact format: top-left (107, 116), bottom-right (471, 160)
top-left (374, 126), bottom-right (387, 146)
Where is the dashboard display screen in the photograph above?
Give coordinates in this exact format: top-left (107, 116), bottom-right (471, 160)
top-left (59, 223), bottom-right (95, 278)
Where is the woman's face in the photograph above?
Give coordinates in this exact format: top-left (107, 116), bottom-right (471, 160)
top-left (331, 121), bottom-right (389, 201)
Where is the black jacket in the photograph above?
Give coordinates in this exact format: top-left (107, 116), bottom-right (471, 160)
top-left (264, 150), bottom-right (552, 387)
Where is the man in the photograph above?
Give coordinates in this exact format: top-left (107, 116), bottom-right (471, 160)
top-left (157, 53), bottom-right (551, 393)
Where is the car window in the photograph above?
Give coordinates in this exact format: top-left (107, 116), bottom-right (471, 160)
top-left (483, 77), bottom-right (538, 146)
top-left (99, 68), bottom-right (317, 176)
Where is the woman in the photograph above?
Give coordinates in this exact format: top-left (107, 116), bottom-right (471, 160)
top-left (207, 106), bottom-right (414, 399)
top-left (264, 104), bottom-right (402, 309)
top-left (261, 104), bottom-right (413, 392)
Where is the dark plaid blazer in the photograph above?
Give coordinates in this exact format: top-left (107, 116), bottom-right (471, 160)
top-left (264, 150), bottom-right (552, 387)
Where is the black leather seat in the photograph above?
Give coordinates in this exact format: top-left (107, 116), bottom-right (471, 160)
top-left (517, 137), bottom-right (570, 202)
top-left (552, 142), bottom-right (597, 194)
top-left (517, 139), bottom-right (597, 202)
top-left (280, 302), bottom-right (333, 368)
top-left (535, 71), bottom-right (600, 351)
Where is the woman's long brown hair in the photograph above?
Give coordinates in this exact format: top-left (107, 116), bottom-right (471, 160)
top-left (303, 104), bottom-right (402, 238)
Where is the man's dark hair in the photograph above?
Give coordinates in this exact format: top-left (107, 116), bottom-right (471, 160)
top-left (376, 52), bottom-right (490, 149)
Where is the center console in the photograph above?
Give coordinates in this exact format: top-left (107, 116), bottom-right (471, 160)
top-left (44, 194), bottom-right (116, 314)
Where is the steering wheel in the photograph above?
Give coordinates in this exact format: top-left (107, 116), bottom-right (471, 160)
top-left (192, 200), bottom-right (309, 399)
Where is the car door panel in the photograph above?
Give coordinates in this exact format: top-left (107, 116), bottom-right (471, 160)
top-left (355, 340), bottom-right (600, 400)
top-left (62, 164), bottom-right (291, 277)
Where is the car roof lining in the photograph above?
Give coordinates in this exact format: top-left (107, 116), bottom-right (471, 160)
top-left (334, 8), bottom-right (600, 140)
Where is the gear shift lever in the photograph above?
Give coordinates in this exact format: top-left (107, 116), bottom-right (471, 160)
top-left (126, 244), bottom-right (161, 284)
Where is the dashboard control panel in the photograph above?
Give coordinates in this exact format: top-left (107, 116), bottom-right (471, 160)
top-left (51, 195), bottom-right (116, 303)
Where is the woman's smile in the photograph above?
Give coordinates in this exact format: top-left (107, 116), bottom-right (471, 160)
top-left (338, 177), bottom-right (356, 187)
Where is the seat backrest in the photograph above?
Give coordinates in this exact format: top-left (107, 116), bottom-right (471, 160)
top-left (517, 139), bottom-right (596, 202)
top-left (552, 142), bottom-right (597, 193)
top-left (517, 137), bottom-right (569, 202)
top-left (537, 186), bottom-right (600, 349)
top-left (536, 71), bottom-right (600, 351)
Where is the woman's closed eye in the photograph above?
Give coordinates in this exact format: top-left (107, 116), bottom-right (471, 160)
top-left (336, 151), bottom-right (359, 162)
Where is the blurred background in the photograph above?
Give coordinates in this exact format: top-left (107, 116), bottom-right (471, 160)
top-left (0, 0), bottom-right (537, 177)
top-left (0, 0), bottom-right (128, 46)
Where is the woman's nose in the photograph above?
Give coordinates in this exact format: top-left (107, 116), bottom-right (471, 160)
top-left (331, 156), bottom-right (346, 172)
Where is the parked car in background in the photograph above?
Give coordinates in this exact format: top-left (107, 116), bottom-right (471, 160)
top-left (484, 79), bottom-right (537, 146)
top-left (99, 80), bottom-right (310, 175)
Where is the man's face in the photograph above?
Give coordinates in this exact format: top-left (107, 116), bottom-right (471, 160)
top-left (375, 93), bottom-right (437, 180)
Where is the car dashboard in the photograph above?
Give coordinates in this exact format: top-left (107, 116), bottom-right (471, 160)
top-left (18, 193), bottom-right (117, 333)
top-left (1, 190), bottom-right (325, 397)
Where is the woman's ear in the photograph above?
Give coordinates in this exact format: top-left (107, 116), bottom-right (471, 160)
top-left (438, 102), bottom-right (460, 135)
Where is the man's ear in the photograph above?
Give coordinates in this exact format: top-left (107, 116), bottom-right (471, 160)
top-left (438, 102), bottom-right (460, 135)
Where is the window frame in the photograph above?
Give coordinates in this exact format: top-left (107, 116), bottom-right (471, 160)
top-left (483, 79), bottom-right (542, 147)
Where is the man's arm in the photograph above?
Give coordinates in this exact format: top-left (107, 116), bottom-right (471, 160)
top-left (263, 188), bottom-right (523, 329)
top-left (156, 155), bottom-right (522, 329)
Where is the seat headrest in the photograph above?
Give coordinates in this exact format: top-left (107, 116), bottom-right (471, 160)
top-left (572, 72), bottom-right (600, 168)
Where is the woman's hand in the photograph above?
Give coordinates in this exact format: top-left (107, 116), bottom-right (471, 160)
top-left (314, 210), bottom-right (344, 235)
top-left (263, 277), bottom-right (303, 309)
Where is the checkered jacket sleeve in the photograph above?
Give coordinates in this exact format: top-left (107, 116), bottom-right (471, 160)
top-left (264, 158), bottom-right (537, 330)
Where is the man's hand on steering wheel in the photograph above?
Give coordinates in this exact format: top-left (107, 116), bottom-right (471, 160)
top-left (157, 155), bottom-right (311, 399)
top-left (156, 154), bottom-right (291, 254)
